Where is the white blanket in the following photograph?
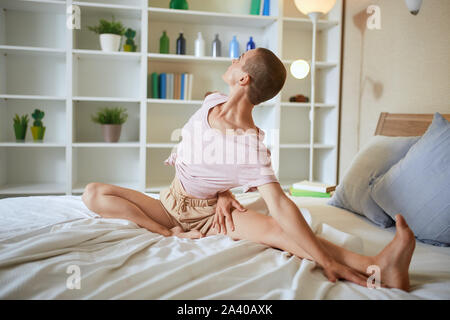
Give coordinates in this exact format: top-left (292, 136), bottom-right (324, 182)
top-left (0, 193), bottom-right (449, 299)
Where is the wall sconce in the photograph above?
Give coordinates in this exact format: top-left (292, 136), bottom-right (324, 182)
top-left (404, 0), bottom-right (423, 15)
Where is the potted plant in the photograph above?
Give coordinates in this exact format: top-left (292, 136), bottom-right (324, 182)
top-left (13, 114), bottom-right (29, 142)
top-left (91, 107), bottom-right (128, 143)
top-left (123, 28), bottom-right (137, 52)
top-left (88, 16), bottom-right (125, 52)
top-left (30, 109), bottom-right (46, 141)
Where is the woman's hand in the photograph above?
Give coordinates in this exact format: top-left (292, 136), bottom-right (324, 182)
top-left (320, 258), bottom-right (370, 288)
top-left (169, 226), bottom-right (204, 239)
top-left (213, 190), bottom-right (247, 234)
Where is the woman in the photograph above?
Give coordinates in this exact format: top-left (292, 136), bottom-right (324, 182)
top-left (82, 48), bottom-right (416, 291)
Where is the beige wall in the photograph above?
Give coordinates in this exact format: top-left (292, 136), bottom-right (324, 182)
top-left (338, 0), bottom-right (450, 182)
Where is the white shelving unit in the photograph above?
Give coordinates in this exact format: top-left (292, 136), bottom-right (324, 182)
top-left (0, 0), bottom-right (343, 197)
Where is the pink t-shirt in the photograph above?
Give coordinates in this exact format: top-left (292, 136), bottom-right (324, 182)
top-left (164, 92), bottom-right (279, 199)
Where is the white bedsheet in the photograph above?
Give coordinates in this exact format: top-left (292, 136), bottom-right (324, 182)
top-left (0, 192), bottom-right (449, 299)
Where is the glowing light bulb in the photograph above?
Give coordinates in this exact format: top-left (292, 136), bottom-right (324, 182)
top-left (290, 60), bottom-right (310, 79)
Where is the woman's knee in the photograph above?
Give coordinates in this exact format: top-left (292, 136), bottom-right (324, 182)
top-left (82, 182), bottom-right (105, 210)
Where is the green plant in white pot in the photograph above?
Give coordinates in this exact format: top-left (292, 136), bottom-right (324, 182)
top-left (88, 17), bottom-right (125, 52)
top-left (91, 107), bottom-right (128, 142)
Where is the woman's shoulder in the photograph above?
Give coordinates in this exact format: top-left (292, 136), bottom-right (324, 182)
top-left (203, 91), bottom-right (228, 104)
top-left (200, 92), bottom-right (229, 114)
top-left (204, 91), bottom-right (225, 98)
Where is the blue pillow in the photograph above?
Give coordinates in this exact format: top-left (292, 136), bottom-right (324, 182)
top-left (327, 135), bottom-right (420, 228)
top-left (370, 112), bottom-right (450, 246)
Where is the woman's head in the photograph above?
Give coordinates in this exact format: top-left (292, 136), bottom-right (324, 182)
top-left (222, 48), bottom-right (286, 105)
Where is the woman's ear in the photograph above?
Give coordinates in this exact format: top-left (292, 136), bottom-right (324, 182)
top-left (238, 73), bottom-right (250, 87)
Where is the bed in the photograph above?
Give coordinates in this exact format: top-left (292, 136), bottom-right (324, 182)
top-left (0, 113), bottom-right (449, 299)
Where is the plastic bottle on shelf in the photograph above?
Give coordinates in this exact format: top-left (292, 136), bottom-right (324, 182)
top-left (176, 32), bottom-right (186, 55)
top-left (211, 34), bottom-right (221, 57)
top-left (159, 30), bottom-right (169, 54)
top-left (229, 35), bottom-right (240, 59)
top-left (262, 0), bottom-right (270, 16)
top-left (194, 32), bottom-right (205, 57)
top-left (246, 37), bottom-right (255, 51)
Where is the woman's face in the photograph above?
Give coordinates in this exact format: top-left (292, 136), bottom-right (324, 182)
top-left (222, 49), bottom-right (257, 86)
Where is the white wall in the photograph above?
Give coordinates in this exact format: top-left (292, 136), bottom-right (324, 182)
top-left (339, 0), bottom-right (450, 181)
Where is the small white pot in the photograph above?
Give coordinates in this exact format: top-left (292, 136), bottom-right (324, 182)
top-left (99, 33), bottom-right (122, 52)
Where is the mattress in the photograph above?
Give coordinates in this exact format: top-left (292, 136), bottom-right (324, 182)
top-left (0, 192), bottom-right (449, 299)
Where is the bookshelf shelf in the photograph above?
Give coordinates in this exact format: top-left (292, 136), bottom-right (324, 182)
top-left (148, 7), bottom-right (278, 28)
top-left (148, 53), bottom-right (232, 64)
top-left (147, 98), bottom-right (203, 105)
top-left (0, 0), bottom-right (342, 198)
top-left (73, 49), bottom-right (141, 61)
top-left (0, 45), bottom-right (66, 56)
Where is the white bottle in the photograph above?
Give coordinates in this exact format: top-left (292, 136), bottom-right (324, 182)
top-left (195, 32), bottom-right (205, 57)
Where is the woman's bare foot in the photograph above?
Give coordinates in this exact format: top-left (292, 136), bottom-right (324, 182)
top-left (170, 226), bottom-right (204, 239)
top-left (374, 214), bottom-right (416, 291)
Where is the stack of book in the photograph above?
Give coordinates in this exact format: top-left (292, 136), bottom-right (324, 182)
top-left (149, 72), bottom-right (194, 100)
top-left (289, 180), bottom-right (336, 198)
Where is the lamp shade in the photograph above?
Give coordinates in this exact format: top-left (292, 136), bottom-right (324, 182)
top-left (290, 60), bottom-right (310, 79)
top-left (404, 0), bottom-right (423, 15)
top-left (294, 0), bottom-right (337, 15)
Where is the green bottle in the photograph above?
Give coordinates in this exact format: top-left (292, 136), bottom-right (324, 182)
top-left (250, 0), bottom-right (261, 15)
top-left (159, 30), bottom-right (169, 54)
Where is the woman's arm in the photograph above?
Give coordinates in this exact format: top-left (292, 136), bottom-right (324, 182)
top-left (257, 183), bottom-right (371, 284)
top-left (257, 182), bottom-right (332, 267)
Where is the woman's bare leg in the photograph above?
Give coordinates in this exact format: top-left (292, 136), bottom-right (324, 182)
top-left (207, 208), bottom-right (415, 291)
top-left (207, 209), bottom-right (373, 274)
top-left (82, 182), bottom-right (177, 236)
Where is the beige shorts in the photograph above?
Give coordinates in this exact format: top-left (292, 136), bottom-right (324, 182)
top-left (159, 175), bottom-right (218, 235)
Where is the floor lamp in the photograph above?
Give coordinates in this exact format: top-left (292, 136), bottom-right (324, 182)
top-left (293, 0), bottom-right (337, 181)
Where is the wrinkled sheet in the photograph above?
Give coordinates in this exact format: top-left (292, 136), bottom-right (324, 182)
top-left (0, 193), bottom-right (449, 299)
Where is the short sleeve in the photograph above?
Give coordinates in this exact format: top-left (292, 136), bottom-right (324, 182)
top-left (239, 148), bottom-right (279, 193)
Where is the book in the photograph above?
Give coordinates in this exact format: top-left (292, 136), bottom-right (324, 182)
top-left (180, 73), bottom-right (185, 100)
top-left (183, 73), bottom-right (187, 100)
top-left (289, 187), bottom-right (332, 198)
top-left (151, 72), bottom-right (159, 99)
top-left (159, 73), bottom-right (166, 99)
top-left (167, 73), bottom-right (174, 100)
top-left (292, 180), bottom-right (336, 193)
top-left (174, 74), bottom-right (180, 100)
top-left (187, 73), bottom-right (194, 100)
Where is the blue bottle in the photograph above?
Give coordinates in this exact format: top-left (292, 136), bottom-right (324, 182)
top-left (176, 32), bottom-right (186, 55)
top-left (246, 37), bottom-right (255, 51)
top-left (262, 0), bottom-right (270, 16)
top-left (229, 35), bottom-right (240, 58)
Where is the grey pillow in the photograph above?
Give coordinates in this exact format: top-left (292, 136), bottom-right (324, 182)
top-left (327, 135), bottom-right (420, 227)
top-left (370, 112), bottom-right (450, 246)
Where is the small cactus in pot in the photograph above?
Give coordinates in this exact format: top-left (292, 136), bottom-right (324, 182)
top-left (31, 109), bottom-right (46, 141)
top-left (123, 28), bottom-right (137, 52)
top-left (13, 114), bottom-right (29, 142)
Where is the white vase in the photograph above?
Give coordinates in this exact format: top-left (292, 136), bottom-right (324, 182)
top-left (99, 34), bottom-right (121, 52)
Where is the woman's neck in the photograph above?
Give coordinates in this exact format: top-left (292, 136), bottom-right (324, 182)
top-left (217, 88), bottom-right (256, 130)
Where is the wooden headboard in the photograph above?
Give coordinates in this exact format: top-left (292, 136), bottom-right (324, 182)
top-left (375, 112), bottom-right (450, 137)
